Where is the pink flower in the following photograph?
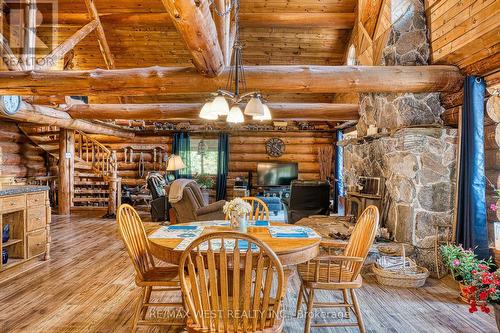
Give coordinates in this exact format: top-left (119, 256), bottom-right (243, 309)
top-left (453, 259), bottom-right (460, 267)
top-left (478, 264), bottom-right (489, 271)
top-left (490, 203), bottom-right (497, 212)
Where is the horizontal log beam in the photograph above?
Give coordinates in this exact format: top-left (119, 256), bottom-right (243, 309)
top-left (0, 65), bottom-right (464, 96)
top-left (57, 12), bottom-right (356, 29)
top-left (0, 103), bottom-right (134, 138)
top-left (66, 103), bottom-right (359, 121)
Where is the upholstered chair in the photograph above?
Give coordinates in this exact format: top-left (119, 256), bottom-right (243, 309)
top-left (167, 181), bottom-right (226, 223)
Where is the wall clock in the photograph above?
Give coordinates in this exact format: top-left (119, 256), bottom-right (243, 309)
top-left (266, 138), bottom-right (285, 157)
top-left (0, 95), bottom-right (21, 116)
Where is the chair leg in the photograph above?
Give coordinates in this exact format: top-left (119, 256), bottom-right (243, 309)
top-left (295, 283), bottom-right (304, 317)
top-left (350, 289), bottom-right (365, 333)
top-left (141, 286), bottom-right (152, 319)
top-left (304, 287), bottom-right (315, 333)
top-left (342, 289), bottom-right (350, 319)
top-left (132, 287), bottom-right (146, 333)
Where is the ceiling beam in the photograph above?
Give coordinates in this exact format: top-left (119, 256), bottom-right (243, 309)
top-left (22, 0), bottom-right (37, 70)
top-left (56, 12), bottom-right (356, 29)
top-left (214, 0), bottom-right (231, 66)
top-left (0, 65), bottom-right (463, 96)
top-left (66, 103), bottom-right (360, 121)
top-left (83, 0), bottom-right (115, 69)
top-left (36, 20), bottom-right (99, 70)
top-left (161, 0), bottom-right (224, 77)
top-left (239, 12), bottom-right (355, 28)
top-left (0, 102), bottom-right (134, 138)
top-left (0, 33), bottom-right (23, 70)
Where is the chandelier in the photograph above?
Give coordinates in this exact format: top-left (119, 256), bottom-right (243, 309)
top-left (199, 1), bottom-right (272, 123)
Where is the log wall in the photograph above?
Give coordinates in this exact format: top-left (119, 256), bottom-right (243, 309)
top-left (426, 0), bottom-right (499, 77)
top-left (227, 132), bottom-right (335, 199)
top-left (91, 131), bottom-right (335, 199)
top-left (0, 121), bottom-right (47, 179)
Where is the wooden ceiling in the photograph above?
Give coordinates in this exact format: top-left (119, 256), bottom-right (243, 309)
top-left (35, 1), bottom-right (355, 67)
top-left (2, 0), bottom-right (356, 105)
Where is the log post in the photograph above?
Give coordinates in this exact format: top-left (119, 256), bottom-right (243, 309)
top-left (23, 0), bottom-right (37, 70)
top-left (161, 0), bottom-right (224, 76)
top-left (105, 150), bottom-right (121, 218)
top-left (58, 129), bottom-right (74, 215)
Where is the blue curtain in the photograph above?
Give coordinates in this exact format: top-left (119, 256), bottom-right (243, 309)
top-left (333, 130), bottom-right (344, 213)
top-left (216, 133), bottom-right (229, 201)
top-left (172, 132), bottom-right (191, 179)
top-left (456, 76), bottom-right (488, 259)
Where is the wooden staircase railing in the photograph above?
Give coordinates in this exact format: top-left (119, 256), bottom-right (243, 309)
top-left (74, 130), bottom-right (116, 177)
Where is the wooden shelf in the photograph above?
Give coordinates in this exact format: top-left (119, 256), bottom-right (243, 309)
top-left (2, 239), bottom-right (23, 247)
top-left (1, 258), bottom-right (25, 271)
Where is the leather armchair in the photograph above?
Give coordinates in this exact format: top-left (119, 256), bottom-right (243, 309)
top-left (283, 180), bottom-right (331, 224)
top-left (167, 182), bottom-right (226, 224)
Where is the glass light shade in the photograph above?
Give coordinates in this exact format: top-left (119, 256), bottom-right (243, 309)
top-left (253, 104), bottom-right (272, 121)
top-left (199, 102), bottom-right (218, 120)
top-left (244, 96), bottom-right (265, 116)
top-left (226, 106), bottom-right (244, 123)
top-left (166, 155), bottom-right (186, 171)
top-left (212, 95), bottom-right (230, 116)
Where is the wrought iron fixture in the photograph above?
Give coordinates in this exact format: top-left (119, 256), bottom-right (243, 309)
top-left (199, 0), bottom-right (272, 123)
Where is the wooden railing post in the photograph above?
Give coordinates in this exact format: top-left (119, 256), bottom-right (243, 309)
top-left (58, 128), bottom-right (74, 215)
top-left (105, 150), bottom-right (121, 218)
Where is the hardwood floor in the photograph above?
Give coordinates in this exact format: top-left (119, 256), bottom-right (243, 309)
top-left (0, 211), bottom-right (497, 333)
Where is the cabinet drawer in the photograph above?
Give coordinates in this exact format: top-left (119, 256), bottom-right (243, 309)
top-left (27, 192), bottom-right (45, 206)
top-left (27, 206), bottom-right (47, 232)
top-left (1, 195), bottom-right (25, 212)
top-left (27, 230), bottom-right (46, 258)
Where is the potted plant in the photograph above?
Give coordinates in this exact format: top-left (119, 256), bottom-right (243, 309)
top-left (462, 267), bottom-right (500, 330)
top-left (440, 244), bottom-right (491, 301)
top-left (223, 198), bottom-right (252, 233)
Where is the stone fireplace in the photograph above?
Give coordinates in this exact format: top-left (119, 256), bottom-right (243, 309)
top-left (343, 0), bottom-right (458, 275)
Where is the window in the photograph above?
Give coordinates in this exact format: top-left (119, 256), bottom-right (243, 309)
top-left (189, 138), bottom-right (219, 175)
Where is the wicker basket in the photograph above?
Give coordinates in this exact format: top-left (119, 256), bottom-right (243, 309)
top-left (372, 244), bottom-right (429, 288)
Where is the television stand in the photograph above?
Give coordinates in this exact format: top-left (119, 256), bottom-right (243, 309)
top-left (255, 186), bottom-right (290, 199)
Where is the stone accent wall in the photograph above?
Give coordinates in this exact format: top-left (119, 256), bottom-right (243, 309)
top-left (356, 0), bottom-right (443, 137)
top-left (344, 128), bottom-right (457, 273)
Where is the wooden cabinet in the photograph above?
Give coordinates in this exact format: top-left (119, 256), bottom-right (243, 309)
top-left (27, 230), bottom-right (47, 258)
top-left (0, 188), bottom-right (51, 274)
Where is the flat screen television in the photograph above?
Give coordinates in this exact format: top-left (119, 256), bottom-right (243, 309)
top-left (257, 162), bottom-right (298, 186)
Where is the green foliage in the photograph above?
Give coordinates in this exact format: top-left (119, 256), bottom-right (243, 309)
top-left (440, 244), bottom-right (492, 284)
top-left (194, 173), bottom-right (215, 189)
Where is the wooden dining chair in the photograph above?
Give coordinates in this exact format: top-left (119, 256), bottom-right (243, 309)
top-left (225, 196), bottom-right (270, 221)
top-left (117, 204), bottom-right (183, 332)
top-left (179, 231), bottom-right (286, 332)
top-left (295, 205), bottom-right (379, 333)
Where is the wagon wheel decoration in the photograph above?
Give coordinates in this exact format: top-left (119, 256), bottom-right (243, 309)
top-left (265, 138), bottom-right (285, 157)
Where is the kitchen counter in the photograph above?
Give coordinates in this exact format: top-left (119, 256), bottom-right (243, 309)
top-left (0, 185), bottom-right (50, 197)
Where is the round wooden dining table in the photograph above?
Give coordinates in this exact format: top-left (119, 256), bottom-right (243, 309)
top-left (147, 221), bottom-right (321, 266)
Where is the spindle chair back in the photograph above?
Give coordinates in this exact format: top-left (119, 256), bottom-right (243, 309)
top-left (179, 231), bottom-right (285, 333)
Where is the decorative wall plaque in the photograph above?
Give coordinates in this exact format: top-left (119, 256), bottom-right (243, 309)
top-left (265, 138), bottom-right (285, 157)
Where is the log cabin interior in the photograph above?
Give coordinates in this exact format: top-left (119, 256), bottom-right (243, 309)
top-left (0, 0), bottom-right (499, 332)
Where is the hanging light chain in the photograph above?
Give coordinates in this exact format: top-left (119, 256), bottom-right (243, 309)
top-left (207, 0), bottom-right (238, 17)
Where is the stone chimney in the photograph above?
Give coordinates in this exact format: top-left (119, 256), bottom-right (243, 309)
top-left (343, 0), bottom-right (458, 275)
